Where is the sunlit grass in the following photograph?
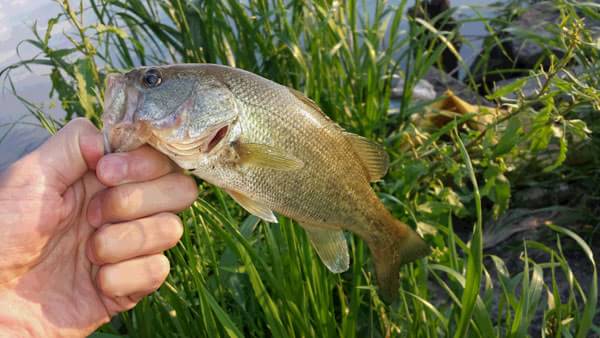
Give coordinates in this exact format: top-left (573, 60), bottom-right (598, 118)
top-left (2, 0), bottom-right (599, 336)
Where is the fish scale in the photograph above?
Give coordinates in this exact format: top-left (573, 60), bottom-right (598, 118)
top-left (223, 70), bottom-right (370, 224)
top-left (102, 63), bottom-right (430, 301)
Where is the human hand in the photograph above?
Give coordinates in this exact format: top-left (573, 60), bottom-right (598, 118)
top-left (0, 118), bottom-right (198, 337)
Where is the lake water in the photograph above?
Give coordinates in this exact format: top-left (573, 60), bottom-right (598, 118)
top-left (0, 0), bottom-right (501, 170)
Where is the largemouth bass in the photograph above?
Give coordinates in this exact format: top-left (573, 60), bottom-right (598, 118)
top-left (102, 64), bottom-right (429, 300)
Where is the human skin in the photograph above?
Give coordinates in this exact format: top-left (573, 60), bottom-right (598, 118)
top-left (0, 118), bottom-right (198, 337)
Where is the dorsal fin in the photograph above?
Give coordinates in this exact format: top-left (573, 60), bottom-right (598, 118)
top-left (344, 133), bottom-right (389, 182)
top-left (288, 88), bottom-right (344, 131)
top-left (289, 88), bottom-right (324, 115)
top-left (288, 87), bottom-right (388, 180)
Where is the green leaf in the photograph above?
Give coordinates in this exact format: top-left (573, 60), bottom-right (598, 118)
top-left (487, 77), bottom-right (529, 100)
top-left (544, 132), bottom-right (568, 172)
top-left (546, 224), bottom-right (597, 338)
top-left (565, 119), bottom-right (591, 141)
top-left (452, 128), bottom-right (483, 338)
top-left (95, 23), bottom-right (130, 39)
top-left (89, 333), bottom-right (125, 338)
top-left (494, 117), bottom-right (522, 157)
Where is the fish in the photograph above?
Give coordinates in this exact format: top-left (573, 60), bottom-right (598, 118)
top-left (102, 63), bottom-right (430, 300)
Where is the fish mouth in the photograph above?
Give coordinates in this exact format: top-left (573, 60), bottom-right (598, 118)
top-left (102, 72), bottom-right (149, 153)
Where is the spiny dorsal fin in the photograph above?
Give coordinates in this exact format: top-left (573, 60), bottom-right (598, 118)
top-left (289, 88), bottom-right (324, 116)
top-left (344, 132), bottom-right (389, 182)
top-left (289, 87), bottom-right (389, 181)
top-left (288, 88), bottom-right (344, 131)
top-left (227, 190), bottom-right (278, 223)
top-left (237, 143), bottom-right (304, 171)
top-left (300, 223), bottom-right (349, 273)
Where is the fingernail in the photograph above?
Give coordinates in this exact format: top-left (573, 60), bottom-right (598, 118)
top-left (87, 197), bottom-right (102, 227)
top-left (100, 155), bottom-right (128, 184)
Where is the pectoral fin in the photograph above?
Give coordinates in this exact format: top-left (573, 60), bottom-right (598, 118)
top-left (227, 190), bottom-right (277, 223)
top-left (237, 143), bottom-right (304, 171)
top-left (301, 223), bottom-right (349, 273)
top-left (344, 133), bottom-right (389, 182)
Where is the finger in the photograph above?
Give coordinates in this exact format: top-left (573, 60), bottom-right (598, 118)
top-left (87, 212), bottom-right (183, 265)
top-left (97, 145), bottom-right (178, 186)
top-left (87, 173), bottom-right (197, 227)
top-left (100, 291), bottom-right (149, 316)
top-left (96, 254), bottom-right (170, 298)
top-left (23, 118), bottom-right (103, 190)
top-left (59, 171), bottom-right (106, 226)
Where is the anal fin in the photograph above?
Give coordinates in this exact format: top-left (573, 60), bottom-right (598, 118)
top-left (300, 223), bottom-right (349, 273)
top-left (226, 190), bottom-right (277, 223)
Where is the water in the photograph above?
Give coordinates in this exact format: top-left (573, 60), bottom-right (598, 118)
top-left (0, 0), bottom-right (502, 170)
top-left (0, 0), bottom-right (70, 169)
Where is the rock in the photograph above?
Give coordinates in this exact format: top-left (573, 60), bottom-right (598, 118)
top-left (423, 67), bottom-right (492, 105)
top-left (470, 1), bottom-right (600, 95)
top-left (509, 1), bottom-right (563, 69)
top-left (493, 65), bottom-right (585, 100)
top-left (505, 0), bottom-right (600, 68)
top-left (388, 74), bottom-right (437, 116)
top-left (390, 68), bottom-right (492, 113)
top-left (511, 1), bottom-right (600, 68)
top-left (390, 74), bottom-right (437, 101)
top-left (469, 34), bottom-right (530, 94)
top-left (505, 1), bottom-right (600, 68)
top-left (512, 183), bottom-right (579, 210)
top-left (407, 0), bottom-right (462, 77)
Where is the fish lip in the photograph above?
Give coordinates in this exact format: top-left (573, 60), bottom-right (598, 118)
top-left (105, 121), bottom-right (151, 153)
top-left (103, 73), bottom-right (127, 125)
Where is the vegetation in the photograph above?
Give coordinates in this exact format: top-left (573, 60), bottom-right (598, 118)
top-left (2, 0), bottom-right (599, 336)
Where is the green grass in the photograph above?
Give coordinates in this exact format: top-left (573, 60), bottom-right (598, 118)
top-left (2, 0), bottom-right (599, 336)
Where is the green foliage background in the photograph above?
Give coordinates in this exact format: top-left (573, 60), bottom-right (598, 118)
top-left (2, 0), bottom-right (599, 336)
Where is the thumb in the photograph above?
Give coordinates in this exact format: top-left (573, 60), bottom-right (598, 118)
top-left (35, 118), bottom-right (104, 189)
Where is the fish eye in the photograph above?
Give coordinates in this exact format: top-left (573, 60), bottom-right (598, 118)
top-left (142, 68), bottom-right (162, 88)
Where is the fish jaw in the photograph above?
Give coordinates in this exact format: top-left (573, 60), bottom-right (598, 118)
top-left (102, 73), bottom-right (150, 153)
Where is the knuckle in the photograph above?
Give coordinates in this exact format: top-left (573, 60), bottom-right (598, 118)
top-left (69, 118), bottom-right (98, 138)
top-left (131, 146), bottom-right (170, 179)
top-left (91, 228), bottom-right (110, 262)
top-left (69, 117), bottom-right (95, 130)
top-left (105, 186), bottom-right (134, 218)
top-left (96, 266), bottom-right (118, 296)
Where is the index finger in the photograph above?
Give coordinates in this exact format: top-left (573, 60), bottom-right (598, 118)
top-left (96, 146), bottom-right (178, 186)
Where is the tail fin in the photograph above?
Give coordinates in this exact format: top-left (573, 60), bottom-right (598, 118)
top-left (367, 215), bottom-right (430, 302)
